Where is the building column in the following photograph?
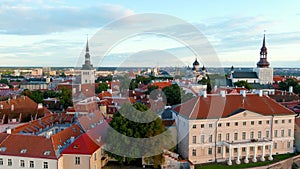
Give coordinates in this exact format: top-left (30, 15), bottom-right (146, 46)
top-left (222, 145), bottom-right (226, 159)
top-left (252, 145), bottom-right (257, 162)
top-left (268, 144), bottom-right (273, 160)
top-left (236, 146), bottom-right (241, 164)
top-left (227, 145), bottom-right (232, 165)
top-left (261, 145), bottom-right (266, 161)
top-left (244, 146), bottom-right (249, 163)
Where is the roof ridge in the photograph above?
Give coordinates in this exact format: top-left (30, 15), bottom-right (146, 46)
top-left (265, 95), bottom-right (295, 115)
top-left (0, 134), bottom-right (10, 146)
top-left (189, 96), bottom-right (200, 119)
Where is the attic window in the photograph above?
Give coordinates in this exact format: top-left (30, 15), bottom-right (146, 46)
top-left (73, 145), bottom-right (79, 149)
top-left (0, 147), bottom-right (6, 152)
top-left (20, 149), bottom-right (27, 153)
top-left (44, 150), bottom-right (50, 155)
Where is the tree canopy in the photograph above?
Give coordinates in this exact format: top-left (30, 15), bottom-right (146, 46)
top-left (105, 102), bottom-right (173, 168)
top-left (95, 83), bottom-right (109, 94)
top-left (234, 80), bottom-right (253, 90)
top-left (162, 84), bottom-right (194, 106)
top-left (279, 78), bottom-right (300, 94)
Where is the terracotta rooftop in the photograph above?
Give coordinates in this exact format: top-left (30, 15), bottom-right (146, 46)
top-left (173, 94), bottom-right (295, 119)
top-left (61, 133), bottom-right (99, 155)
top-left (295, 118), bottom-right (300, 127)
top-left (0, 134), bottom-right (56, 159)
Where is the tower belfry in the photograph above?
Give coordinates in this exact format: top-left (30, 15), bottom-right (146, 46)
top-left (257, 33), bottom-right (270, 68)
top-left (81, 38), bottom-right (95, 84)
top-left (254, 33), bottom-right (273, 84)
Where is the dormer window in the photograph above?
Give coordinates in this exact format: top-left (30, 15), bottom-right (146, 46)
top-left (0, 147), bottom-right (6, 152)
top-left (44, 150), bottom-right (50, 155)
top-left (20, 149), bottom-right (27, 153)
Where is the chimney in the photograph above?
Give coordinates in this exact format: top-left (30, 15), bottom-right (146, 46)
top-left (220, 90), bottom-right (226, 97)
top-left (202, 90), bottom-right (207, 98)
top-left (289, 86), bottom-right (293, 93)
top-left (258, 90), bottom-right (263, 97)
top-left (240, 90), bottom-right (246, 97)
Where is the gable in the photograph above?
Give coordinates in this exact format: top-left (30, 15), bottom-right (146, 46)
top-left (225, 109), bottom-right (266, 120)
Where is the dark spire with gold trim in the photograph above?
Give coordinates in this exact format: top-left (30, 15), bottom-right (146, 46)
top-left (257, 33), bottom-right (270, 68)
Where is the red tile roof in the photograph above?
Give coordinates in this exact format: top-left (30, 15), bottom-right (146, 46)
top-left (0, 134), bottom-right (56, 159)
top-left (173, 94), bottom-right (295, 119)
top-left (61, 133), bottom-right (99, 155)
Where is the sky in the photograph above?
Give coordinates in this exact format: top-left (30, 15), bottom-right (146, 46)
top-left (0, 0), bottom-right (300, 67)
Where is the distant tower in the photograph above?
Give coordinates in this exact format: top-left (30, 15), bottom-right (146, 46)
top-left (192, 58), bottom-right (200, 72)
top-left (254, 33), bottom-right (273, 84)
top-left (81, 38), bottom-right (96, 84)
top-left (201, 65), bottom-right (207, 75)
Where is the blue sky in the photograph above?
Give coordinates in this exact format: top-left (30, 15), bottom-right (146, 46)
top-left (0, 0), bottom-right (299, 67)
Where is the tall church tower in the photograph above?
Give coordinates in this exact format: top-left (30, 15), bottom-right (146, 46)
top-left (254, 34), bottom-right (273, 84)
top-left (81, 39), bottom-right (96, 84)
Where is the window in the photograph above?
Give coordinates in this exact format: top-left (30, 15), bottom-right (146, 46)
top-left (8, 159), bottom-right (12, 166)
top-left (242, 132), bottom-right (246, 140)
top-left (274, 143), bottom-right (277, 149)
top-left (251, 121), bottom-right (254, 125)
top-left (20, 160), bottom-right (25, 167)
top-left (275, 130), bottom-right (278, 137)
top-left (243, 121), bottom-right (247, 126)
top-left (235, 122), bottom-right (238, 126)
top-left (258, 121), bottom-right (262, 125)
top-left (208, 148), bottom-right (212, 155)
top-left (281, 130), bottom-right (285, 137)
top-left (193, 136), bottom-right (197, 144)
top-left (282, 120), bottom-right (285, 124)
top-left (75, 156), bottom-right (80, 165)
top-left (29, 161), bottom-right (34, 168)
top-left (250, 131), bottom-right (254, 139)
top-left (289, 119), bottom-right (292, 123)
top-left (201, 124), bottom-right (204, 128)
top-left (218, 133), bottom-right (222, 142)
top-left (266, 120), bottom-right (270, 124)
top-left (288, 129), bottom-right (291, 137)
top-left (201, 135), bottom-right (205, 144)
top-left (258, 131), bottom-right (262, 138)
top-left (218, 123), bottom-right (222, 127)
top-left (242, 147), bottom-right (246, 152)
top-left (226, 133), bottom-right (230, 141)
top-left (192, 124), bottom-right (196, 128)
top-left (94, 153), bottom-right (97, 161)
top-left (275, 120), bottom-right (278, 124)
top-left (209, 135), bottom-right (213, 143)
top-left (0, 158), bottom-right (3, 165)
top-left (287, 141), bottom-right (291, 148)
top-left (226, 122), bottom-right (230, 126)
top-left (209, 124), bottom-right (213, 128)
top-left (192, 149), bottom-right (196, 156)
top-left (234, 133), bottom-right (238, 141)
top-left (217, 147), bottom-right (221, 154)
top-left (266, 130), bottom-right (270, 138)
top-left (43, 162), bottom-right (48, 169)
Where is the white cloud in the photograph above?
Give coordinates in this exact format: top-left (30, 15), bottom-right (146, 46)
top-left (0, 1), bottom-right (134, 34)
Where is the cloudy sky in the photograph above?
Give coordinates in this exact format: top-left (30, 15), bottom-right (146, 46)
top-left (0, 0), bottom-right (299, 67)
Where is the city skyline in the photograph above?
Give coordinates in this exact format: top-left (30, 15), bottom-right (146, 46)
top-left (0, 0), bottom-right (300, 67)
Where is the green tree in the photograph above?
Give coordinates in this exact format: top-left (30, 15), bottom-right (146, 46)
top-left (95, 83), bottom-right (109, 94)
top-left (28, 90), bottom-right (44, 103)
top-left (234, 80), bottom-right (253, 90)
top-left (279, 78), bottom-right (300, 94)
top-left (198, 75), bottom-right (212, 93)
top-left (105, 102), bottom-right (173, 168)
top-left (60, 87), bottom-right (73, 109)
top-left (162, 84), bottom-right (194, 105)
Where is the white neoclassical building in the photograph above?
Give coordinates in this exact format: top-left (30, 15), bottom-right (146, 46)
top-left (172, 91), bottom-right (295, 165)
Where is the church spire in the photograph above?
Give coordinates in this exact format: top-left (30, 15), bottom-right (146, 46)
top-left (82, 37), bottom-right (93, 70)
top-left (257, 33), bottom-right (270, 68)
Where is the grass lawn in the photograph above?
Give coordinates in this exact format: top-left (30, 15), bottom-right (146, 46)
top-left (196, 153), bottom-right (298, 169)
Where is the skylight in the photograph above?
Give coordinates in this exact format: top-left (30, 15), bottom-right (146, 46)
top-left (0, 147), bottom-right (6, 152)
top-left (44, 150), bottom-right (50, 155)
top-left (20, 149), bottom-right (27, 153)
